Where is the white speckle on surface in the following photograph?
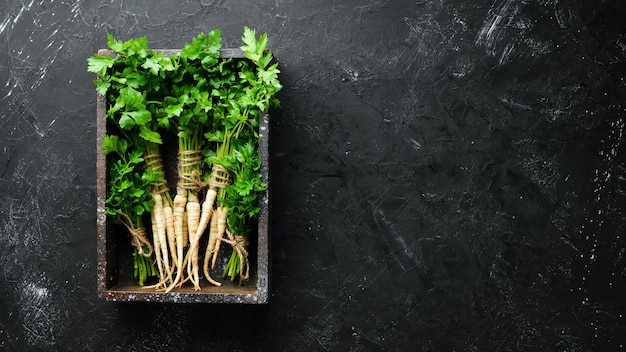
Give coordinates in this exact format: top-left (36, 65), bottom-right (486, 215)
top-left (343, 67), bottom-right (359, 82)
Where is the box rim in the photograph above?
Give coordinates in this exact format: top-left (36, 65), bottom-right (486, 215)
top-left (95, 48), bottom-right (270, 304)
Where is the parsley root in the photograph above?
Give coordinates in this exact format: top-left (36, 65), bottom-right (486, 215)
top-left (210, 206), bottom-right (228, 269)
top-left (166, 187), bottom-right (188, 292)
top-left (185, 187), bottom-right (216, 290)
top-left (163, 202), bottom-right (177, 273)
top-left (154, 193), bottom-right (173, 286)
top-left (185, 192), bottom-right (201, 290)
top-left (203, 212), bottom-right (222, 286)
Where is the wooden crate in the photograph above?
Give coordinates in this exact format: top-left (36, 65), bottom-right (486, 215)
top-left (95, 49), bottom-right (271, 303)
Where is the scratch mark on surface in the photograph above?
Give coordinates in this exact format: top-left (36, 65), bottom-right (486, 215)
top-left (369, 201), bottom-right (418, 271)
top-left (399, 12), bottom-right (450, 75)
top-left (0, 16), bottom-right (11, 34)
top-left (0, 0), bottom-right (36, 33)
top-left (554, 0), bottom-right (567, 29)
top-left (407, 137), bottom-right (422, 151)
top-left (499, 96), bottom-right (532, 111)
top-left (476, 0), bottom-right (517, 54)
top-left (498, 43), bottom-right (515, 65)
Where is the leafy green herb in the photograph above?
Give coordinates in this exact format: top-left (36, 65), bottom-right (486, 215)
top-left (102, 135), bottom-right (158, 221)
top-left (102, 134), bottom-right (160, 286)
top-left (223, 141), bottom-right (267, 235)
top-left (216, 27), bottom-right (281, 284)
top-left (91, 34), bottom-right (176, 287)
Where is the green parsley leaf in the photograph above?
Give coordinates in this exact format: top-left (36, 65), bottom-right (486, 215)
top-left (103, 135), bottom-right (125, 155)
top-left (121, 86), bottom-right (144, 107)
top-left (142, 55), bottom-right (162, 75)
top-left (87, 54), bottom-right (115, 76)
top-left (107, 33), bottom-right (123, 53)
top-left (126, 110), bottom-right (152, 126)
top-left (139, 126), bottom-right (162, 144)
top-left (119, 112), bottom-right (136, 129)
top-left (93, 79), bottom-right (110, 96)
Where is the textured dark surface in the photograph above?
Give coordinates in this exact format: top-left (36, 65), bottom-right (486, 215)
top-left (1, 0), bottom-right (625, 351)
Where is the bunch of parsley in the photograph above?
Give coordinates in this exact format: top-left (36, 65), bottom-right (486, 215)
top-left (213, 27), bottom-right (282, 284)
top-left (89, 34), bottom-right (178, 286)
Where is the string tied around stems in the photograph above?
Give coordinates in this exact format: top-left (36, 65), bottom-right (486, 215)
top-left (117, 213), bottom-right (153, 257)
top-left (223, 229), bottom-right (250, 281)
top-left (178, 150), bottom-right (203, 191)
top-left (208, 164), bottom-right (232, 189)
top-left (144, 152), bottom-right (169, 195)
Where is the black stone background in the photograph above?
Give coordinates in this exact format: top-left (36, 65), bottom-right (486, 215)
top-left (1, 0), bottom-right (625, 351)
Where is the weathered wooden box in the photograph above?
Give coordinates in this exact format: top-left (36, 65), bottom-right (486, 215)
top-left (95, 48), bottom-right (271, 303)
